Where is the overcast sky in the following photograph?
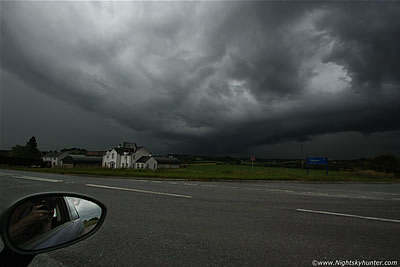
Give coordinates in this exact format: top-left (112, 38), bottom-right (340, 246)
top-left (1, 1), bottom-right (400, 159)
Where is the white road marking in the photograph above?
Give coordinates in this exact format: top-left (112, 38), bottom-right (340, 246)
top-left (85, 184), bottom-right (192, 199)
top-left (4, 171), bottom-right (398, 202)
top-left (151, 181), bottom-right (163, 183)
top-left (231, 186), bottom-right (387, 200)
top-left (13, 175), bottom-right (63, 183)
top-left (296, 208), bottom-right (400, 223)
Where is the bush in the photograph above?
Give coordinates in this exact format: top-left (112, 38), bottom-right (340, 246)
top-left (371, 154), bottom-right (400, 174)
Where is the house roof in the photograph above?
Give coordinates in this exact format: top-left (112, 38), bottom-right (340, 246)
top-left (113, 147), bottom-right (137, 155)
top-left (61, 155), bottom-right (102, 163)
top-left (86, 151), bottom-right (106, 156)
top-left (136, 156), bottom-right (153, 163)
top-left (109, 146), bottom-right (149, 155)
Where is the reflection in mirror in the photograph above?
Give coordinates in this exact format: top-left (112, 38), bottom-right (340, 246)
top-left (8, 195), bottom-right (103, 251)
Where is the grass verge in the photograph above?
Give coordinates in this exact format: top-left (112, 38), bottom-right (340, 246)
top-left (2, 164), bottom-right (400, 182)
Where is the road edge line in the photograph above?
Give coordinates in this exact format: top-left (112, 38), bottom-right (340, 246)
top-left (296, 208), bottom-right (400, 223)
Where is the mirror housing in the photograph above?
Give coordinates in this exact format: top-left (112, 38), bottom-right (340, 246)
top-left (0, 192), bottom-right (107, 255)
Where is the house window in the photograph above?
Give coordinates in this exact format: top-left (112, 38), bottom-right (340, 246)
top-left (107, 155), bottom-right (109, 159)
top-left (112, 153), bottom-right (114, 159)
top-left (122, 163), bottom-right (125, 168)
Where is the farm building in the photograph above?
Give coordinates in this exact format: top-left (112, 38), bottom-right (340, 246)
top-left (61, 155), bottom-right (102, 168)
top-left (154, 157), bottom-right (180, 169)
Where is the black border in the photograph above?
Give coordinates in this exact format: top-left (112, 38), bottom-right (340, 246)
top-left (0, 192), bottom-right (107, 255)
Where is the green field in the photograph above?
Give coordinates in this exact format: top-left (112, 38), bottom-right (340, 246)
top-left (4, 163), bottom-right (400, 182)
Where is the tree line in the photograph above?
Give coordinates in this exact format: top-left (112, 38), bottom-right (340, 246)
top-left (0, 136), bottom-right (43, 166)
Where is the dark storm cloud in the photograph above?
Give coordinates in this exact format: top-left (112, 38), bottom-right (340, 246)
top-left (316, 2), bottom-right (400, 93)
top-left (172, 89), bottom-right (400, 154)
top-left (1, 1), bottom-right (400, 155)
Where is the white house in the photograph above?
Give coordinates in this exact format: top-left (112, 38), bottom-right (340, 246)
top-left (103, 148), bottom-right (121, 168)
top-left (102, 142), bottom-right (152, 169)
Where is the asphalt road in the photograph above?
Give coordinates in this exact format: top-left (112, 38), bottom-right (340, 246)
top-left (0, 169), bottom-right (399, 266)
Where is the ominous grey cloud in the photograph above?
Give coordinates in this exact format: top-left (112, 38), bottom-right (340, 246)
top-left (316, 2), bottom-right (400, 93)
top-left (1, 1), bottom-right (400, 157)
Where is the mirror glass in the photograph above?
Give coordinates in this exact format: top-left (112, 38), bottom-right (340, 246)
top-left (7, 195), bottom-right (103, 251)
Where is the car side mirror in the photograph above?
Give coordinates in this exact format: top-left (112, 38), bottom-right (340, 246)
top-left (0, 192), bottom-right (107, 264)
